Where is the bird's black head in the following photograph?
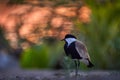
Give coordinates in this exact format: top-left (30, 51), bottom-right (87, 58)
top-left (65, 34), bottom-right (77, 39)
top-left (61, 34), bottom-right (77, 41)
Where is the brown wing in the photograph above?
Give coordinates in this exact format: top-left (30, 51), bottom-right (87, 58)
top-left (75, 40), bottom-right (90, 60)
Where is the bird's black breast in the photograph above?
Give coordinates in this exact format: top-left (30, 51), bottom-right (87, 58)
top-left (64, 42), bottom-right (82, 59)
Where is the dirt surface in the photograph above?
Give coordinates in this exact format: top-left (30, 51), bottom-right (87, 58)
top-left (0, 69), bottom-right (120, 80)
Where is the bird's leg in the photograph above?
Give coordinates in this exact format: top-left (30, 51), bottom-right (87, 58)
top-left (74, 60), bottom-right (80, 77)
top-left (78, 59), bottom-right (80, 67)
top-left (74, 60), bottom-right (78, 77)
top-left (77, 60), bottom-right (80, 75)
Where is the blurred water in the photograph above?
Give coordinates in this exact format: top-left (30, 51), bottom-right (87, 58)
top-left (0, 50), bottom-right (19, 71)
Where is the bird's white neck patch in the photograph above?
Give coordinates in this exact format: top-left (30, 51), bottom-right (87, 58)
top-left (65, 38), bottom-right (76, 47)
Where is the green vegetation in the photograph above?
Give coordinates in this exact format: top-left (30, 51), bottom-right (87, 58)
top-left (21, 38), bottom-right (64, 69)
top-left (74, 0), bottom-right (120, 69)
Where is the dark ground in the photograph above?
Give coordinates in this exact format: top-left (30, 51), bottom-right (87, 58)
top-left (0, 68), bottom-right (120, 80)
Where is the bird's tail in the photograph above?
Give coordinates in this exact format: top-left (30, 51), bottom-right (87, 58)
top-left (87, 60), bottom-right (94, 68)
top-left (80, 59), bottom-right (94, 68)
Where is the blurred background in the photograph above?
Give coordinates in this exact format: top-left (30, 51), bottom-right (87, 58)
top-left (0, 0), bottom-right (120, 71)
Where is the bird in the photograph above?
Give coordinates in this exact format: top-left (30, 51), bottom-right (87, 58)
top-left (62, 34), bottom-right (94, 76)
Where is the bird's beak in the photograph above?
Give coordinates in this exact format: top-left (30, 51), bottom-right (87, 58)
top-left (61, 39), bottom-right (65, 41)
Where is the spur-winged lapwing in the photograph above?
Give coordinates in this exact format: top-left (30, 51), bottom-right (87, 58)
top-left (62, 34), bottom-right (94, 76)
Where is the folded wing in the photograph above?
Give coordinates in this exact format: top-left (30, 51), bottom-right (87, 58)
top-left (75, 40), bottom-right (90, 60)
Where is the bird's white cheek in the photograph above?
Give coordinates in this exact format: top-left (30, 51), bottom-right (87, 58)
top-left (65, 38), bottom-right (76, 46)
